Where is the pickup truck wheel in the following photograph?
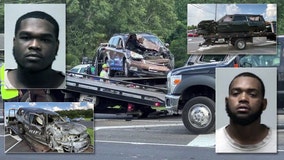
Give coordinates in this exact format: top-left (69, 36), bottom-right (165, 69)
top-left (234, 38), bottom-right (246, 50)
top-left (182, 96), bottom-right (215, 134)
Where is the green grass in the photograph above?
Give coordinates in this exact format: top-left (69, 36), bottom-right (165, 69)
top-left (152, 106), bottom-right (166, 111)
top-left (87, 128), bottom-right (94, 146)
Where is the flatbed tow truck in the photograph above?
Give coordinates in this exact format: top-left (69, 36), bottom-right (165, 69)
top-left (199, 22), bottom-right (276, 50)
top-left (64, 72), bottom-right (168, 118)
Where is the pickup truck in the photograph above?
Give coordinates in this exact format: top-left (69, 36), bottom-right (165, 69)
top-left (165, 36), bottom-right (284, 134)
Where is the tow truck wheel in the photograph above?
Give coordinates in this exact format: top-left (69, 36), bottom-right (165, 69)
top-left (182, 96), bottom-right (215, 134)
top-left (234, 38), bottom-right (246, 50)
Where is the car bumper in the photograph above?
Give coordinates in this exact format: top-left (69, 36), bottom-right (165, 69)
top-left (61, 134), bottom-right (91, 153)
top-left (165, 94), bottom-right (180, 113)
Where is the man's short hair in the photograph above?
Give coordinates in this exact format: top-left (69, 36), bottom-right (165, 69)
top-left (14, 11), bottom-right (59, 39)
top-left (228, 72), bottom-right (265, 98)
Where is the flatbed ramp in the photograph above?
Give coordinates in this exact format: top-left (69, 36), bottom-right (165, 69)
top-left (66, 76), bottom-right (166, 106)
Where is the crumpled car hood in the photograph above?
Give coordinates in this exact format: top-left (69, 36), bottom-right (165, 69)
top-left (54, 122), bottom-right (87, 134)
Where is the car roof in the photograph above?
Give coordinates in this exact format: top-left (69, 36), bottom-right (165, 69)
top-left (224, 14), bottom-right (263, 16)
top-left (112, 32), bottom-right (156, 37)
top-left (72, 64), bottom-right (90, 68)
top-left (19, 107), bottom-right (59, 115)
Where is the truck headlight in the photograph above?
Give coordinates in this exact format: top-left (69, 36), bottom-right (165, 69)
top-left (167, 72), bottom-right (182, 94)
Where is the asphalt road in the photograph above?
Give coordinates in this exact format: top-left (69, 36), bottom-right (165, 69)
top-left (188, 37), bottom-right (276, 54)
top-left (1, 114), bottom-right (284, 160)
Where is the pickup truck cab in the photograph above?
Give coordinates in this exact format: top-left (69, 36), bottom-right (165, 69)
top-left (166, 36), bottom-right (284, 134)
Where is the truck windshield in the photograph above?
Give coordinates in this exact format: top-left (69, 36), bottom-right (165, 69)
top-left (239, 52), bottom-right (280, 67)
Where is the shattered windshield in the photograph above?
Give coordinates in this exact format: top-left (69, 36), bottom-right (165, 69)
top-left (142, 35), bottom-right (164, 47)
top-left (48, 114), bottom-right (65, 123)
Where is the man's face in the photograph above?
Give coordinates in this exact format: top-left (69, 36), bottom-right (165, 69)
top-left (13, 18), bottom-right (59, 72)
top-left (225, 76), bottom-right (267, 126)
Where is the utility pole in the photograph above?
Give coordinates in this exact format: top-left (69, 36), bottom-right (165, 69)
top-left (215, 4), bottom-right (217, 21)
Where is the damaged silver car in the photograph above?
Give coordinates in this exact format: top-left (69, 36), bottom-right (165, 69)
top-left (15, 107), bottom-right (91, 153)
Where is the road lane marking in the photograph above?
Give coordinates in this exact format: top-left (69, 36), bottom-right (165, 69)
top-left (95, 123), bottom-right (184, 131)
top-left (187, 134), bottom-right (215, 148)
top-left (5, 135), bottom-right (22, 153)
top-left (96, 140), bottom-right (189, 147)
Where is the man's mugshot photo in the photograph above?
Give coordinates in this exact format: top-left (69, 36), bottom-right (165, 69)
top-left (4, 4), bottom-right (66, 89)
top-left (215, 68), bottom-right (277, 153)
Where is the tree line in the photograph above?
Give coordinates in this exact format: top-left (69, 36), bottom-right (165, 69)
top-left (56, 109), bottom-right (93, 119)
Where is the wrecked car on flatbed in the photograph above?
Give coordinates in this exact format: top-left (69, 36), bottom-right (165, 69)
top-left (13, 107), bottom-right (91, 153)
top-left (95, 33), bottom-right (174, 77)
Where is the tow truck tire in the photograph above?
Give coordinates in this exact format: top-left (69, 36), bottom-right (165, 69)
top-left (18, 123), bottom-right (25, 135)
top-left (182, 96), bottom-right (215, 134)
top-left (234, 38), bottom-right (246, 50)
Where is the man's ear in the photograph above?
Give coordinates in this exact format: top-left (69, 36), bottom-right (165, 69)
top-left (55, 40), bottom-right (59, 56)
top-left (225, 97), bottom-right (228, 105)
top-left (262, 98), bottom-right (267, 111)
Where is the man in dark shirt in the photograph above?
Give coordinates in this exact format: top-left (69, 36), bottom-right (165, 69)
top-left (126, 33), bottom-right (146, 54)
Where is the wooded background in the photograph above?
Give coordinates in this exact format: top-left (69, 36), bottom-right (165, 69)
top-left (0, 0), bottom-right (281, 68)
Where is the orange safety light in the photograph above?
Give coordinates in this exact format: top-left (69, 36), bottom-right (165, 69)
top-left (173, 79), bottom-right (181, 85)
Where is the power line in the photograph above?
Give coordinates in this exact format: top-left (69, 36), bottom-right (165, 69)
top-left (189, 4), bottom-right (216, 15)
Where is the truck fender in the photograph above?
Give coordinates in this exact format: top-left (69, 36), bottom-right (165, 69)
top-left (173, 75), bottom-right (215, 94)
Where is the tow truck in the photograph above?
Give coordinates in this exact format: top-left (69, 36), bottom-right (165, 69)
top-left (165, 35), bottom-right (284, 134)
top-left (198, 17), bottom-right (276, 50)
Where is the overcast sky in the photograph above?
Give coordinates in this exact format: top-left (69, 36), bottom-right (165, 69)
top-left (187, 4), bottom-right (277, 26)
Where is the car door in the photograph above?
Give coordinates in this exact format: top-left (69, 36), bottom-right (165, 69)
top-left (113, 37), bottom-right (125, 71)
top-left (217, 15), bottom-right (234, 33)
top-left (107, 36), bottom-right (123, 72)
top-left (28, 113), bottom-right (45, 142)
top-left (231, 15), bottom-right (249, 32)
top-left (218, 15), bottom-right (248, 33)
top-left (247, 15), bottom-right (266, 32)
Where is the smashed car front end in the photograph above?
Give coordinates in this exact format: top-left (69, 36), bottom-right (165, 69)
top-left (126, 34), bottom-right (174, 76)
top-left (127, 50), bottom-right (171, 76)
top-left (197, 20), bottom-right (217, 35)
top-left (49, 122), bottom-right (91, 153)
